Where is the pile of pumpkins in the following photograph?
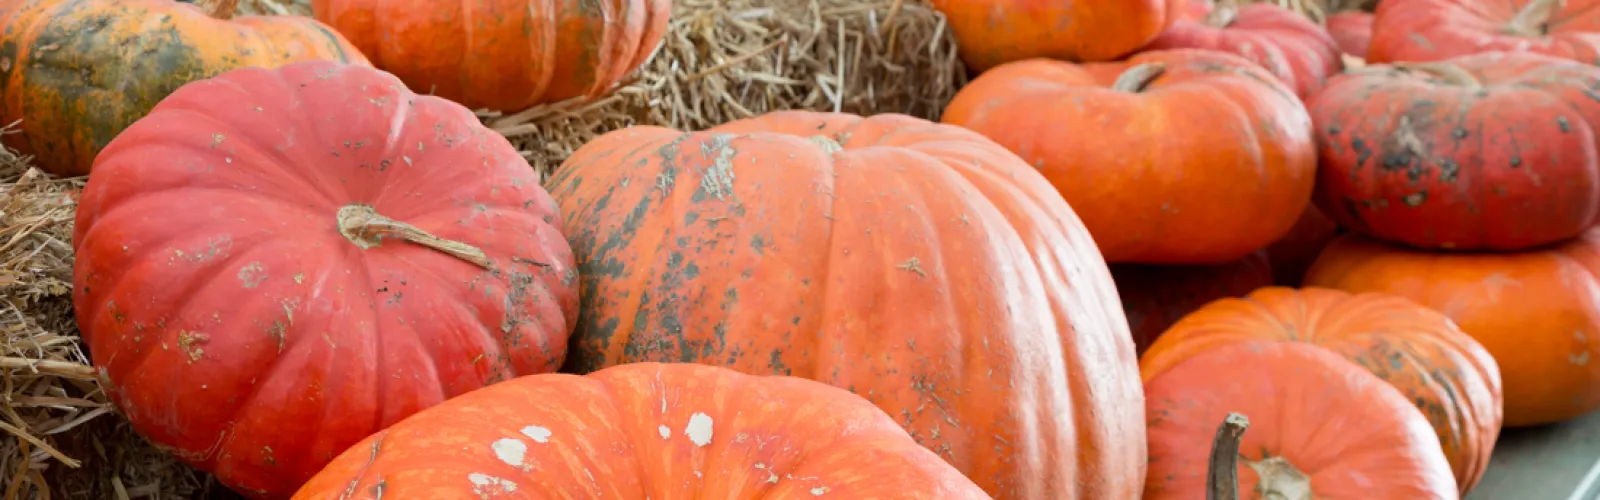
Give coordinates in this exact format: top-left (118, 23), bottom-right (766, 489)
top-left (7, 0), bottom-right (1597, 497)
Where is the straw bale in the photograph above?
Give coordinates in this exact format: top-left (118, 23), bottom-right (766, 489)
top-left (1244, 0), bottom-right (1377, 22)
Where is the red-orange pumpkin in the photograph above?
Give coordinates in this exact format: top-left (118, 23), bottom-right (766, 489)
top-left (1369, 0), bottom-right (1600, 65)
top-left (1111, 250), bottom-right (1273, 354)
top-left (72, 61), bottom-right (578, 498)
top-left (929, 0), bottom-right (1186, 72)
top-left (1326, 10), bottom-right (1374, 57)
top-left (1142, 0), bottom-right (1344, 99)
top-left (292, 362), bottom-right (992, 499)
top-left (1263, 205), bottom-right (1343, 286)
top-left (548, 110), bottom-right (1145, 499)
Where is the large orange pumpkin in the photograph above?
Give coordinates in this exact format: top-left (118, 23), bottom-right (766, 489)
top-left (1110, 250), bottom-right (1273, 354)
top-left (942, 49), bottom-right (1316, 265)
top-left (1142, 0), bottom-right (1344, 99)
top-left (1368, 0), bottom-right (1600, 65)
top-left (1143, 341), bottom-right (1459, 498)
top-left (292, 362), bottom-right (992, 499)
top-left (1140, 287), bottom-right (1503, 493)
top-left (1326, 10), bottom-right (1374, 57)
top-left (547, 110), bottom-right (1145, 499)
top-left (929, 0), bottom-right (1186, 72)
top-left (312, 0), bottom-right (669, 111)
top-left (1306, 230), bottom-right (1600, 427)
top-left (0, 0), bottom-right (369, 177)
top-left (72, 61), bottom-right (578, 498)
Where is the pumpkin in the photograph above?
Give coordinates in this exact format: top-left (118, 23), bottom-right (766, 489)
top-left (1141, 0), bottom-right (1344, 99)
top-left (1309, 51), bottom-right (1600, 252)
top-left (71, 60), bottom-right (578, 498)
top-left (1140, 287), bottom-right (1502, 493)
top-left (1369, 0), bottom-right (1600, 64)
top-left (0, 0), bottom-right (369, 177)
top-left (547, 110), bottom-right (1146, 499)
top-left (1111, 250), bottom-right (1273, 355)
top-left (928, 0), bottom-right (1186, 72)
top-left (1306, 231), bottom-right (1600, 428)
top-left (311, 0), bottom-right (669, 112)
top-left (941, 49), bottom-right (1316, 265)
top-left (1263, 205), bottom-right (1343, 286)
top-left (292, 362), bottom-right (993, 499)
top-left (1326, 10), bottom-right (1374, 57)
top-left (1143, 341), bottom-right (1459, 499)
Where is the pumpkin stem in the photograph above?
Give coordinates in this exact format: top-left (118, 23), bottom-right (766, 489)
top-left (1505, 0), bottom-right (1564, 36)
top-left (807, 135), bottom-right (844, 154)
top-left (1111, 63), bottom-right (1168, 93)
top-left (1203, 0), bottom-right (1240, 27)
top-left (1248, 456), bottom-right (1314, 500)
top-left (336, 204), bottom-right (493, 270)
top-left (1206, 412), bottom-right (1250, 500)
top-left (1394, 62), bottom-right (1483, 88)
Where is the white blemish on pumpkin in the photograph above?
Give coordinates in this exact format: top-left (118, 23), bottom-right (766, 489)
top-left (237, 262), bottom-right (267, 288)
top-left (1573, 351), bottom-right (1591, 366)
top-left (658, 425), bottom-right (671, 439)
top-left (699, 134), bottom-right (737, 200)
top-left (467, 473), bottom-right (518, 494)
top-left (521, 425), bottom-right (552, 443)
top-left (491, 438), bottom-right (527, 467)
top-left (211, 133), bottom-right (226, 148)
top-left (811, 486), bottom-right (830, 495)
top-left (684, 413), bottom-right (713, 447)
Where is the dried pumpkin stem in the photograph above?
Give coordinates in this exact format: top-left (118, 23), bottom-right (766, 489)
top-left (336, 204), bottom-right (493, 270)
top-left (1206, 412), bottom-right (1250, 500)
top-left (1506, 0), bottom-right (1564, 36)
top-left (1394, 62), bottom-right (1483, 88)
top-left (807, 135), bottom-right (844, 154)
top-left (194, 0), bottom-right (240, 20)
top-left (1203, 0), bottom-right (1240, 27)
top-left (1111, 63), bottom-right (1168, 93)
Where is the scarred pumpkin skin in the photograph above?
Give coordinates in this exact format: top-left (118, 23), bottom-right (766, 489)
top-left (1264, 205), bottom-right (1343, 286)
top-left (291, 362), bottom-right (993, 499)
top-left (312, 0), bottom-right (669, 111)
top-left (548, 111), bottom-right (1145, 500)
top-left (1369, 0), bottom-right (1600, 65)
top-left (0, 0), bottom-right (370, 177)
top-left (1141, 1), bottom-right (1344, 99)
top-left (1326, 11), bottom-right (1374, 57)
top-left (1141, 287), bottom-right (1503, 493)
top-left (942, 49), bottom-right (1316, 265)
top-left (929, 0), bottom-right (1186, 72)
top-left (1143, 341), bottom-right (1459, 499)
top-left (72, 61), bottom-right (578, 498)
top-left (1306, 231), bottom-right (1600, 428)
top-left (1310, 51), bottom-right (1600, 252)
top-left (1110, 250), bottom-right (1273, 354)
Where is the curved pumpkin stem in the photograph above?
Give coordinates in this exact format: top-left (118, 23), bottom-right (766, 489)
top-left (1203, 0), bottom-right (1240, 28)
top-left (1505, 0), bottom-right (1564, 36)
top-left (1111, 63), bottom-right (1168, 93)
top-left (336, 204), bottom-right (494, 270)
top-left (1206, 412), bottom-right (1250, 500)
top-left (1394, 62), bottom-right (1483, 88)
top-left (194, 0), bottom-right (240, 20)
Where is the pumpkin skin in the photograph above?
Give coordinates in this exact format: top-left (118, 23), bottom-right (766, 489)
top-left (1369, 0), bottom-right (1600, 65)
top-left (942, 49), bottom-right (1316, 265)
top-left (548, 110), bottom-right (1145, 500)
top-left (1306, 231), bottom-right (1600, 428)
top-left (1141, 1), bottom-right (1344, 99)
top-left (0, 0), bottom-right (369, 177)
top-left (929, 0), bottom-right (1186, 72)
top-left (312, 0), bottom-right (670, 111)
top-left (1310, 51), bottom-right (1600, 252)
top-left (1110, 250), bottom-right (1273, 354)
top-left (292, 362), bottom-right (993, 499)
top-left (1143, 341), bottom-right (1459, 499)
top-left (72, 61), bottom-right (578, 498)
top-left (1263, 205), bottom-right (1343, 286)
top-left (1327, 11), bottom-right (1374, 57)
top-left (1141, 287), bottom-right (1502, 493)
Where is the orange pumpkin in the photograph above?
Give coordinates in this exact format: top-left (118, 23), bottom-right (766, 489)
top-left (1111, 250), bottom-right (1273, 354)
top-left (1143, 341), bottom-right (1459, 498)
top-left (1306, 230), bottom-right (1600, 427)
top-left (942, 49), bottom-right (1316, 265)
top-left (312, 0), bottom-right (670, 111)
top-left (1369, 0), bottom-right (1600, 65)
top-left (1142, 0), bottom-right (1344, 99)
top-left (1141, 287), bottom-right (1503, 493)
top-left (548, 110), bottom-right (1146, 499)
top-left (0, 0), bottom-right (369, 176)
top-left (929, 0), bottom-right (1186, 72)
top-left (293, 363), bottom-right (992, 499)
top-left (1326, 10), bottom-right (1374, 57)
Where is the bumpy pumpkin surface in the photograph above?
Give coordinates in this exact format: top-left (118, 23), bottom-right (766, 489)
top-left (929, 0), bottom-right (1185, 71)
top-left (1326, 10), bottom-right (1374, 57)
top-left (1306, 230), bottom-right (1600, 427)
top-left (1142, 0), bottom-right (1344, 99)
top-left (547, 110), bottom-right (1145, 500)
top-left (942, 49), bottom-right (1316, 265)
top-left (1141, 287), bottom-right (1502, 493)
top-left (1144, 341), bottom-right (1459, 499)
top-left (72, 61), bottom-right (578, 498)
top-left (312, 0), bottom-right (669, 111)
top-left (292, 362), bottom-right (993, 499)
top-left (0, 0), bottom-right (369, 177)
top-left (1110, 250), bottom-right (1273, 354)
top-left (1310, 51), bottom-right (1600, 251)
top-left (1369, 0), bottom-right (1600, 64)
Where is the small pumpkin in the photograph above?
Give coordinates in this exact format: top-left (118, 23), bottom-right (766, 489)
top-left (292, 362), bottom-right (993, 499)
top-left (1309, 51), bottom-right (1600, 251)
top-left (928, 0), bottom-right (1186, 72)
top-left (1263, 205), bottom-right (1343, 286)
top-left (1369, 0), bottom-right (1600, 64)
top-left (1326, 10), bottom-right (1374, 57)
top-left (72, 60), bottom-right (578, 498)
top-left (1111, 250), bottom-right (1273, 354)
top-left (1141, 0), bottom-right (1344, 99)
top-left (312, 0), bottom-right (670, 111)
top-left (1141, 287), bottom-right (1503, 493)
top-left (548, 110), bottom-right (1146, 499)
top-left (1143, 341), bottom-right (1459, 499)
top-left (942, 49), bottom-right (1316, 265)
top-left (0, 0), bottom-right (369, 177)
top-left (1306, 230), bottom-right (1600, 427)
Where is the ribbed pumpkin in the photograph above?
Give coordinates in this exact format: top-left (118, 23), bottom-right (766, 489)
top-left (1369, 0), bottom-right (1600, 65)
top-left (1326, 10), bottom-right (1374, 57)
top-left (0, 0), bottom-right (369, 177)
top-left (1310, 51), bottom-right (1600, 251)
top-left (929, 0), bottom-right (1186, 71)
top-left (1306, 230), bottom-right (1600, 427)
top-left (311, 0), bottom-right (669, 112)
top-left (1141, 0), bottom-right (1344, 99)
top-left (1141, 287), bottom-right (1503, 493)
top-left (1111, 250), bottom-right (1273, 354)
top-left (942, 49), bottom-right (1316, 265)
top-left (547, 110), bottom-right (1145, 499)
top-left (292, 363), bottom-right (992, 499)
